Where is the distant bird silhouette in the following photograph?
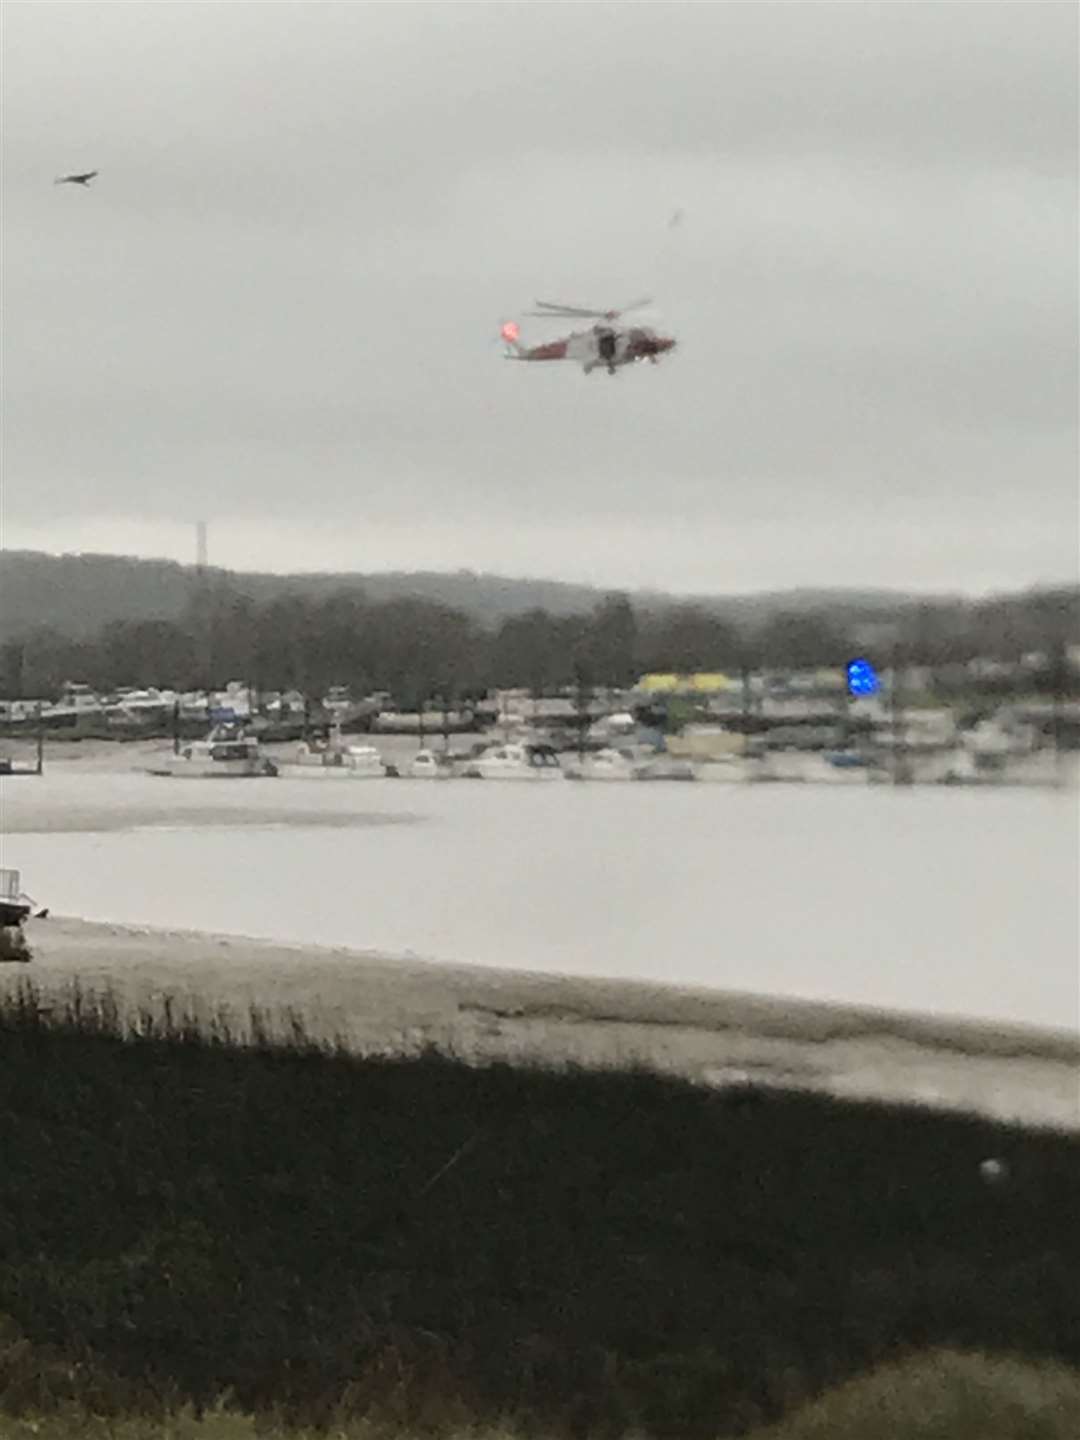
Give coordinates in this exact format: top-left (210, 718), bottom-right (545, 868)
top-left (54, 170), bottom-right (98, 187)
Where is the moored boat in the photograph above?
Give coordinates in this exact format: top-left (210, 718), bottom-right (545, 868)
top-left (0, 868), bottom-right (33, 928)
top-left (147, 723), bottom-right (276, 778)
top-left (278, 730), bottom-right (389, 779)
top-left (464, 742), bottom-right (565, 780)
top-left (404, 748), bottom-right (455, 779)
top-left (0, 868), bottom-right (42, 960)
top-left (565, 747), bottom-right (638, 781)
top-left (567, 745), bottom-right (696, 781)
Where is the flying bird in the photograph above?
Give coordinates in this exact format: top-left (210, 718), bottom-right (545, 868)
top-left (54, 170), bottom-right (98, 187)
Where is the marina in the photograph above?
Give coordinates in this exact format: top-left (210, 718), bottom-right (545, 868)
top-left (7, 670), bottom-right (1074, 791)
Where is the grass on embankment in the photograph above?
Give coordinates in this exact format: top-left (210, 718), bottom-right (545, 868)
top-left (1, 982), bottom-right (1078, 1438)
top-left (5, 1348), bottom-right (1080, 1440)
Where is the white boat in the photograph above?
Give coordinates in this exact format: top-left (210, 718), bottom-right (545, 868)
top-left (938, 748), bottom-right (990, 785)
top-left (405, 747), bottom-right (455, 779)
top-left (0, 867), bottom-right (35, 927)
top-left (569, 746), bottom-right (695, 781)
top-left (0, 869), bottom-right (34, 962)
top-left (40, 683), bottom-right (107, 729)
top-left (585, 712), bottom-right (638, 744)
top-left (279, 732), bottom-right (388, 778)
top-left (465, 742), bottom-right (565, 780)
top-left (148, 724), bottom-right (275, 778)
top-left (569, 747), bottom-right (639, 781)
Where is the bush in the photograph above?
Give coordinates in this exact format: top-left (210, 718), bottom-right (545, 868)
top-left (747, 1348), bottom-right (1080, 1440)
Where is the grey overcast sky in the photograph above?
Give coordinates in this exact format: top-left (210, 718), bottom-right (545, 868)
top-left (2, 1), bottom-right (1077, 595)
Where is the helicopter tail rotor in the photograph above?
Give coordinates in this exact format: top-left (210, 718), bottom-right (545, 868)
top-left (499, 320), bottom-right (526, 357)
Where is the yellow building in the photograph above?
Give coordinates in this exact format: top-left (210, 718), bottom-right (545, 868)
top-left (636, 672), bottom-right (736, 695)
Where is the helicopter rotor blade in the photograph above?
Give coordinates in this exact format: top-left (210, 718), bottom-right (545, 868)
top-left (525, 309), bottom-right (592, 320)
top-left (532, 297), bottom-right (655, 320)
top-left (532, 301), bottom-right (611, 318)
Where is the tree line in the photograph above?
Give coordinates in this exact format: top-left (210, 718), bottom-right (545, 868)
top-left (0, 580), bottom-right (1076, 704)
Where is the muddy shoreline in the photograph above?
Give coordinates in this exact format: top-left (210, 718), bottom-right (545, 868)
top-left (6, 915), bottom-right (1077, 1132)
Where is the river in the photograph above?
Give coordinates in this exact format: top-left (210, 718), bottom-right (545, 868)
top-left (3, 764), bottom-right (1077, 1035)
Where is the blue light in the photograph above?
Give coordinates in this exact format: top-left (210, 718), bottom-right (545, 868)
top-left (846, 658), bottom-right (880, 697)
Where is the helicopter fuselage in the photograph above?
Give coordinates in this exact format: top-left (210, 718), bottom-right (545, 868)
top-left (507, 322), bottom-right (676, 374)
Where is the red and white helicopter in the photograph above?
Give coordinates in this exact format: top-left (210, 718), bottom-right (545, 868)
top-left (500, 299), bottom-right (676, 376)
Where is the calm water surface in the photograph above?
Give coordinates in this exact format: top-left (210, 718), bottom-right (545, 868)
top-left (3, 770), bottom-right (1078, 1031)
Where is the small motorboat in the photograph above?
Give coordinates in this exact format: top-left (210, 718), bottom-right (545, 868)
top-left (567, 746), bottom-right (696, 781)
top-left (567, 747), bottom-right (639, 781)
top-left (280, 735), bottom-right (389, 779)
top-left (0, 868), bottom-right (32, 927)
top-left (464, 742), bottom-right (565, 780)
top-left (147, 722), bottom-right (277, 778)
top-left (0, 868), bottom-right (41, 961)
top-left (405, 748), bottom-right (455, 779)
top-left (275, 721), bottom-right (389, 778)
